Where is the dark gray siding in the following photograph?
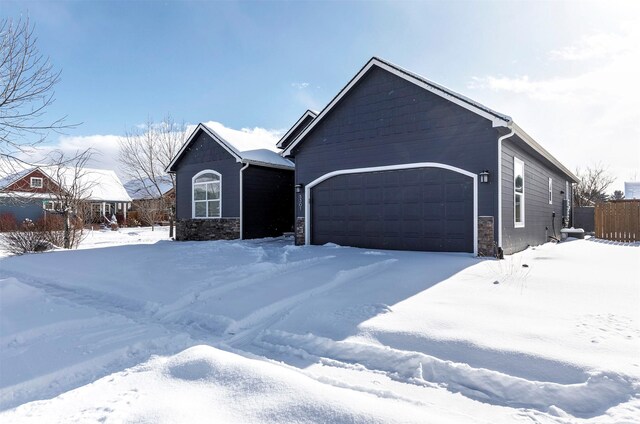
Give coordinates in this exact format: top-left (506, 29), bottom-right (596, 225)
top-left (501, 136), bottom-right (573, 254)
top-left (174, 130), bottom-right (241, 219)
top-left (0, 198), bottom-right (46, 222)
top-left (280, 115), bottom-right (315, 151)
top-left (242, 165), bottom-right (294, 239)
top-left (291, 65), bottom-right (499, 232)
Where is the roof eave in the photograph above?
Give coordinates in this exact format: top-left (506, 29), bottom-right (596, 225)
top-left (241, 159), bottom-right (295, 171)
top-left (509, 122), bottom-right (579, 183)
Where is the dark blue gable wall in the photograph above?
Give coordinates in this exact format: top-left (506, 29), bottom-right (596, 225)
top-left (174, 130), bottom-right (241, 219)
top-left (280, 114), bottom-right (315, 151)
top-left (291, 66), bottom-right (499, 224)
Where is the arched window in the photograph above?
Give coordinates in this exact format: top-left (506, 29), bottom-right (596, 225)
top-left (192, 170), bottom-right (221, 218)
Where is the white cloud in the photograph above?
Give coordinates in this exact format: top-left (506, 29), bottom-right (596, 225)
top-left (17, 122), bottom-right (283, 183)
top-left (468, 26), bottom-right (640, 191)
top-left (549, 32), bottom-right (631, 61)
top-left (291, 82), bottom-right (310, 89)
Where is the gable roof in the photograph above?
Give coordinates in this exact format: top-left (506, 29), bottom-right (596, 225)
top-left (0, 163), bottom-right (132, 202)
top-left (276, 110), bottom-right (317, 149)
top-left (282, 57), bottom-right (577, 182)
top-left (166, 123), bottom-right (293, 172)
top-left (282, 57), bottom-right (512, 157)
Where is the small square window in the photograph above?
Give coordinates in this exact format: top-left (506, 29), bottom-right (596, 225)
top-left (30, 177), bottom-right (43, 188)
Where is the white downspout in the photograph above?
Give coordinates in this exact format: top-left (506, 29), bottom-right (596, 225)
top-left (497, 127), bottom-right (515, 249)
top-left (239, 163), bottom-right (249, 239)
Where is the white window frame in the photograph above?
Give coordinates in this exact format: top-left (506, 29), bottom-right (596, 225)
top-left (192, 170), bottom-right (222, 219)
top-left (30, 177), bottom-right (43, 188)
top-left (514, 157), bottom-right (525, 228)
top-left (548, 177), bottom-right (553, 204)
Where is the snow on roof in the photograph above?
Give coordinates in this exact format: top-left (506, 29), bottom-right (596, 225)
top-left (0, 161), bottom-right (132, 202)
top-left (201, 123), bottom-right (293, 169)
top-left (240, 149), bottom-right (294, 169)
top-left (124, 178), bottom-right (173, 200)
top-left (40, 166), bottom-right (132, 202)
top-left (0, 167), bottom-right (33, 189)
top-left (202, 121), bottom-right (281, 153)
top-left (167, 122), bottom-right (293, 171)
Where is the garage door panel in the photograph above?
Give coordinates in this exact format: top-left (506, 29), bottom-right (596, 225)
top-left (311, 167), bottom-right (473, 252)
top-left (402, 186), bottom-right (422, 203)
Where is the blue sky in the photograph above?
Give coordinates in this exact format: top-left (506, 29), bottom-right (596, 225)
top-left (2, 0), bottom-right (639, 190)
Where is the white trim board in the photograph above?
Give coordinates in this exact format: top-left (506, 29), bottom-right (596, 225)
top-left (304, 162), bottom-right (478, 256)
top-left (283, 57), bottom-right (511, 157)
top-left (239, 163), bottom-right (249, 239)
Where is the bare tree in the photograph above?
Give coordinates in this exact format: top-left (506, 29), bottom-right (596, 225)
top-left (0, 17), bottom-right (74, 161)
top-left (118, 114), bottom-right (186, 235)
top-left (47, 149), bottom-right (96, 248)
top-left (573, 164), bottom-right (615, 207)
top-left (135, 198), bottom-right (166, 228)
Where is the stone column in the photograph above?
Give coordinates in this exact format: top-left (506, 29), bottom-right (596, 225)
top-left (295, 217), bottom-right (305, 246)
top-left (477, 216), bottom-right (495, 257)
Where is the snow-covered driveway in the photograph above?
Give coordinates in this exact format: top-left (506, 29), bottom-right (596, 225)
top-left (1, 228), bottom-right (639, 422)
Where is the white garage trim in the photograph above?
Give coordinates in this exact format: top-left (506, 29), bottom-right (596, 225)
top-left (304, 162), bottom-right (478, 256)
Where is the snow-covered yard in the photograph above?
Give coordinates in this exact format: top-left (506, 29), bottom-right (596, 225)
top-left (0, 227), bottom-right (639, 423)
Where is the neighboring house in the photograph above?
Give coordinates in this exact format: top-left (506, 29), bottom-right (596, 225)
top-left (124, 178), bottom-right (175, 225)
top-left (282, 57), bottom-right (578, 255)
top-left (0, 165), bottom-right (132, 224)
top-left (624, 182), bottom-right (640, 199)
top-left (124, 178), bottom-right (174, 201)
top-left (166, 123), bottom-right (295, 240)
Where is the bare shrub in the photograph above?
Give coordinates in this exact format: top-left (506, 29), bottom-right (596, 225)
top-left (0, 219), bottom-right (51, 254)
top-left (0, 214), bottom-right (86, 254)
top-left (0, 213), bottom-right (18, 232)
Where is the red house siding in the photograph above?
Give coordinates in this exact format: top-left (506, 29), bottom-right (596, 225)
top-left (5, 170), bottom-right (59, 194)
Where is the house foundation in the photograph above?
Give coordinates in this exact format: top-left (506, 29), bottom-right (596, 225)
top-left (176, 218), bottom-right (240, 241)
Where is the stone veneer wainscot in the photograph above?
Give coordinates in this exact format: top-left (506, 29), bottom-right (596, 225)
top-left (176, 218), bottom-right (240, 241)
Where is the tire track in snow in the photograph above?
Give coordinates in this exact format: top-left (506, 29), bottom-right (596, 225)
top-left (258, 330), bottom-right (637, 419)
top-left (156, 255), bottom-right (337, 316)
top-left (225, 259), bottom-right (398, 348)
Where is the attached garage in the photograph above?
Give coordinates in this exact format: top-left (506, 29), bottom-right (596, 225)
top-left (282, 57), bottom-right (577, 256)
top-left (307, 164), bottom-right (477, 253)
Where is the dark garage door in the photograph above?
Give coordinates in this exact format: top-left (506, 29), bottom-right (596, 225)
top-left (311, 167), bottom-right (474, 252)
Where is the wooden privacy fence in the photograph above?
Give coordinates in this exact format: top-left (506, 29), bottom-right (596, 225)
top-left (595, 200), bottom-right (640, 242)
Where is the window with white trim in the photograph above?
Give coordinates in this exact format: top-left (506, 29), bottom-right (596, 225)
top-left (193, 171), bottom-right (221, 218)
top-left (43, 200), bottom-right (61, 211)
top-left (514, 158), bottom-right (525, 227)
top-left (548, 177), bottom-right (553, 204)
top-left (30, 177), bottom-right (43, 188)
